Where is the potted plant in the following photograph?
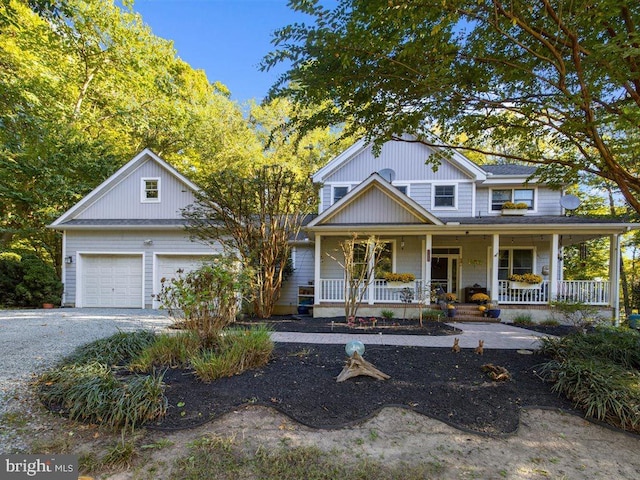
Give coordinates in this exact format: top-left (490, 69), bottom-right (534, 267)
top-left (508, 273), bottom-right (543, 289)
top-left (446, 303), bottom-right (456, 317)
top-left (383, 272), bottom-right (416, 288)
top-left (470, 292), bottom-right (490, 304)
top-left (501, 201), bottom-right (529, 215)
top-left (486, 301), bottom-right (501, 319)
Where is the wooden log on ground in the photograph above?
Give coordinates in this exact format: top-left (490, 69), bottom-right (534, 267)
top-left (336, 351), bottom-right (390, 382)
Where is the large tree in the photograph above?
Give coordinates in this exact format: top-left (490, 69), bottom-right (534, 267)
top-left (183, 164), bottom-right (317, 318)
top-left (263, 0), bottom-right (640, 213)
top-left (0, 0), bottom-right (249, 269)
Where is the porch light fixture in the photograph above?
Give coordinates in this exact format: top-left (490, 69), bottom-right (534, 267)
top-left (143, 239), bottom-right (154, 246)
top-left (64, 256), bottom-right (73, 264)
top-left (401, 237), bottom-right (405, 250)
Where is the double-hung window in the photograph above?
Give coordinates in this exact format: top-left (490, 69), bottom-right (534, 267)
top-left (434, 185), bottom-right (456, 208)
top-left (497, 249), bottom-right (534, 279)
top-left (141, 178), bottom-right (160, 203)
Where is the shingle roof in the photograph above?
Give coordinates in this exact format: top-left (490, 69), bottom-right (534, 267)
top-left (481, 164), bottom-right (538, 176)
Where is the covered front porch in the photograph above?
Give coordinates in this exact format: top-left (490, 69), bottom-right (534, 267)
top-left (310, 229), bottom-right (623, 320)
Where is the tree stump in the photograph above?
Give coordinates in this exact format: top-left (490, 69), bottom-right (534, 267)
top-left (336, 351), bottom-right (390, 382)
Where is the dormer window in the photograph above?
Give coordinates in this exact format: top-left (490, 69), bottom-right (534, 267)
top-left (141, 178), bottom-right (160, 203)
top-left (332, 185), bottom-right (349, 204)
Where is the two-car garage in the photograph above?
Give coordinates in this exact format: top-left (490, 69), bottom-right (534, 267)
top-left (78, 253), bottom-right (210, 308)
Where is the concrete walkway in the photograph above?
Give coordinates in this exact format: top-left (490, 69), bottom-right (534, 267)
top-left (271, 322), bottom-right (549, 350)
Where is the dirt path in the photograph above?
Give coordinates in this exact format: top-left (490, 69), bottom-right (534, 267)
top-left (108, 406), bottom-right (640, 480)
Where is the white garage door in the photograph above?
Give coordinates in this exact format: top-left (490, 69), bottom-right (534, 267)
top-left (82, 255), bottom-right (143, 308)
top-left (155, 255), bottom-right (210, 305)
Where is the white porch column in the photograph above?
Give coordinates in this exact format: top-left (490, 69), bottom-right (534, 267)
top-left (610, 234), bottom-right (621, 326)
top-left (491, 234), bottom-right (500, 302)
top-left (314, 234), bottom-right (321, 305)
top-left (549, 234), bottom-right (559, 301)
top-left (424, 234), bottom-right (432, 293)
top-left (367, 236), bottom-right (376, 304)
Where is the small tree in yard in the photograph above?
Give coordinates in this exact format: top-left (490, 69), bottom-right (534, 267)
top-left (183, 165), bottom-right (316, 318)
top-left (155, 256), bottom-right (251, 348)
top-left (327, 234), bottom-right (386, 319)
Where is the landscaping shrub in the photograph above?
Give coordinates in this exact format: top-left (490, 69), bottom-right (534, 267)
top-left (550, 300), bottom-right (606, 330)
top-left (130, 331), bottom-right (201, 371)
top-left (381, 309), bottom-right (394, 320)
top-left (539, 328), bottom-right (640, 433)
top-left (512, 314), bottom-right (534, 326)
top-left (66, 331), bottom-right (157, 366)
top-left (38, 362), bottom-right (167, 431)
top-left (155, 256), bottom-right (251, 347)
top-left (191, 326), bottom-right (273, 382)
top-left (0, 253), bottom-right (63, 307)
top-left (421, 309), bottom-right (444, 321)
top-left (0, 252), bottom-right (24, 306)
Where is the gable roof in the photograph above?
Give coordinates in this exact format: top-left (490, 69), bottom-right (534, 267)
top-left (49, 148), bottom-right (199, 228)
top-left (312, 136), bottom-right (487, 184)
top-left (307, 173), bottom-right (444, 229)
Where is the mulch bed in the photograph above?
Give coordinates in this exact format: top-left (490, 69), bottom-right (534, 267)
top-left (152, 341), bottom-right (578, 436)
top-left (236, 316), bottom-right (461, 336)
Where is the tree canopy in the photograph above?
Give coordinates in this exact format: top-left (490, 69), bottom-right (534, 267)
top-left (263, 0), bottom-right (640, 213)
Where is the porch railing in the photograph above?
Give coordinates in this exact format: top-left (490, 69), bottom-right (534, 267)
top-left (320, 278), bottom-right (610, 306)
top-left (319, 279), bottom-right (425, 303)
top-left (497, 280), bottom-right (610, 305)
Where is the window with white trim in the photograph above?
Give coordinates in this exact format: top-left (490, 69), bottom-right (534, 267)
top-left (395, 184), bottom-right (408, 195)
top-left (434, 185), bottom-right (456, 208)
top-left (498, 249), bottom-right (534, 279)
top-left (142, 178), bottom-right (160, 203)
top-left (332, 185), bottom-right (349, 204)
top-left (491, 188), bottom-right (534, 211)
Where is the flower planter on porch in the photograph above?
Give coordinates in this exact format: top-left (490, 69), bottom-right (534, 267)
top-left (386, 281), bottom-right (415, 289)
top-left (509, 281), bottom-right (541, 289)
top-left (501, 209), bottom-right (527, 216)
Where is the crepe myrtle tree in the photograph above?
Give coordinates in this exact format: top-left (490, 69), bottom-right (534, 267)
top-left (264, 0), bottom-right (640, 214)
top-left (182, 164), bottom-right (316, 318)
top-left (326, 234), bottom-right (387, 320)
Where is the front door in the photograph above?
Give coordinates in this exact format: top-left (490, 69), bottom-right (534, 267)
top-left (431, 255), bottom-right (459, 296)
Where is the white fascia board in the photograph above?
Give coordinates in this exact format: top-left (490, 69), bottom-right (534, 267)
top-left (311, 139), bottom-right (368, 183)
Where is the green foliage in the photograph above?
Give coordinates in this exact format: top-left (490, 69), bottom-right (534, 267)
top-left (550, 301), bottom-right (606, 330)
top-left (130, 331), bottom-right (201, 372)
top-left (66, 330), bottom-right (156, 366)
top-left (421, 309), bottom-right (445, 322)
top-left (155, 257), bottom-right (251, 347)
top-left (512, 314), bottom-right (534, 326)
top-left (190, 326), bottom-right (273, 382)
top-left (539, 319), bottom-right (560, 327)
top-left (38, 361), bottom-right (167, 431)
top-left (381, 309), bottom-right (394, 320)
top-left (265, 0), bottom-right (640, 213)
top-left (183, 166), bottom-right (317, 318)
top-left (0, 253), bottom-right (62, 306)
top-left (539, 328), bottom-right (640, 433)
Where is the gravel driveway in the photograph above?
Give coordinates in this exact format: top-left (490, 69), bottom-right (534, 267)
top-left (0, 308), bottom-right (172, 401)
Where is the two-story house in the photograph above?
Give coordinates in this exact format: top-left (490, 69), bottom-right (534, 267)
top-left (276, 137), bottom-right (636, 323)
top-left (51, 140), bottom-right (636, 322)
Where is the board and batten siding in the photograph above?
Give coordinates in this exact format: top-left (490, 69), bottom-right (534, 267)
top-left (325, 141), bottom-right (474, 183)
top-left (74, 159), bottom-right (196, 220)
top-left (64, 230), bottom-right (220, 308)
top-left (326, 188), bottom-right (423, 224)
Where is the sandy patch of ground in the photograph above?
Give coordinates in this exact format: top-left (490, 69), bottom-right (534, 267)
top-left (101, 406), bottom-right (640, 480)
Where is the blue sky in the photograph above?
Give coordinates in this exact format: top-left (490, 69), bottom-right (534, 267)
top-left (132, 0), bottom-right (308, 103)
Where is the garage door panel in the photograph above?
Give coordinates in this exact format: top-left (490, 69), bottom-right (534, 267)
top-left (155, 255), bottom-right (210, 304)
top-left (82, 255), bottom-right (143, 308)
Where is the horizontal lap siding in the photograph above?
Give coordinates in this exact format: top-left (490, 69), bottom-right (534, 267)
top-left (65, 230), bottom-right (220, 307)
top-left (327, 188), bottom-right (421, 224)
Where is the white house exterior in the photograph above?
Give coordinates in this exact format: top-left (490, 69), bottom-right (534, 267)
top-left (51, 143), bottom-right (636, 322)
